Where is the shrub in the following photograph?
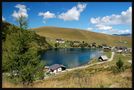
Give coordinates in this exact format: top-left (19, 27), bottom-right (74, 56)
top-left (112, 58), bottom-right (125, 74)
top-left (116, 58), bottom-right (124, 70)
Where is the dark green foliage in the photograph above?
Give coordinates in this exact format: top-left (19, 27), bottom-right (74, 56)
top-left (111, 58), bottom-right (125, 74)
top-left (54, 43), bottom-right (59, 48)
top-left (70, 41), bottom-right (74, 47)
top-left (2, 22), bottom-right (18, 41)
top-left (2, 21), bottom-right (49, 85)
top-left (80, 42), bottom-right (88, 49)
top-left (88, 44), bottom-right (91, 48)
top-left (82, 41), bottom-right (85, 44)
top-left (116, 58), bottom-right (124, 70)
top-left (36, 35), bottom-right (52, 50)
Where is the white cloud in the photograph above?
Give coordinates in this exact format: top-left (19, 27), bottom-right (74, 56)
top-left (90, 6), bottom-right (132, 25)
top-left (12, 4), bottom-right (28, 19)
top-left (38, 11), bottom-right (56, 19)
top-left (105, 29), bottom-right (131, 34)
top-left (118, 29), bottom-right (131, 34)
top-left (58, 3), bottom-right (87, 21)
top-left (90, 17), bottom-right (100, 24)
top-left (96, 24), bottom-right (112, 30)
top-left (96, 29), bottom-right (131, 35)
top-left (2, 16), bottom-right (5, 21)
top-left (87, 27), bottom-right (93, 31)
top-left (89, 7), bottom-right (132, 35)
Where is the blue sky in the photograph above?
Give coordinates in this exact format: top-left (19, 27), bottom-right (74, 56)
top-left (2, 2), bottom-right (132, 35)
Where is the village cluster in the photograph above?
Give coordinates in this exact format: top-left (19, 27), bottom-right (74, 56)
top-left (5, 38), bottom-right (132, 79)
top-left (43, 38), bottom-right (132, 75)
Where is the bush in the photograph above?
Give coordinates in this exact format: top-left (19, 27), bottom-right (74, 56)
top-left (116, 58), bottom-right (124, 70)
top-left (112, 58), bottom-right (125, 74)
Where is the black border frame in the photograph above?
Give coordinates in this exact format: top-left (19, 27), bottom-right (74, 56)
top-left (1, 0), bottom-right (133, 89)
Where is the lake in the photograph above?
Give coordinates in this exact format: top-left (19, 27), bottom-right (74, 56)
top-left (41, 48), bottom-right (103, 68)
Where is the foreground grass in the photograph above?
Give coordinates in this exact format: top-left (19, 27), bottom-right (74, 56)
top-left (3, 53), bottom-right (132, 88)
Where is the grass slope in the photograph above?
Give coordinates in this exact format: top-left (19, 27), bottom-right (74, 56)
top-left (3, 53), bottom-right (132, 88)
top-left (32, 26), bottom-right (131, 47)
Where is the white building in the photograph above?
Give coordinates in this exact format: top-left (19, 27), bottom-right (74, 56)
top-left (98, 55), bottom-right (108, 61)
top-left (49, 64), bottom-right (66, 74)
top-left (56, 39), bottom-right (65, 43)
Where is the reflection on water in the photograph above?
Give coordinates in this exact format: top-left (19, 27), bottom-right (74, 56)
top-left (41, 48), bottom-right (103, 68)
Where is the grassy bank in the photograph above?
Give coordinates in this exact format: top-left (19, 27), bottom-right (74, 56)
top-left (3, 52), bottom-right (132, 88)
top-left (33, 52), bottom-right (132, 88)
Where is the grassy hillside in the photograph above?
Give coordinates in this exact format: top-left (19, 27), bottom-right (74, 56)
top-left (32, 52), bottom-right (132, 88)
top-left (2, 23), bottom-right (132, 88)
top-left (3, 52), bottom-right (132, 88)
top-left (32, 26), bottom-right (131, 47)
top-left (2, 21), bottom-right (52, 50)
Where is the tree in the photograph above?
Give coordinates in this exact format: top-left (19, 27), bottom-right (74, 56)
top-left (70, 41), bottom-right (74, 47)
top-left (82, 41), bottom-right (85, 44)
top-left (2, 22), bottom-right (18, 41)
top-left (55, 43), bottom-right (59, 48)
top-left (112, 58), bottom-right (124, 74)
top-left (116, 58), bottom-right (124, 70)
top-left (2, 17), bottom-right (45, 85)
top-left (88, 44), bottom-right (91, 48)
top-left (16, 16), bottom-right (28, 30)
top-left (3, 29), bottom-right (45, 85)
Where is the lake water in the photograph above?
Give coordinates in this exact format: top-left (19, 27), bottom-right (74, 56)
top-left (41, 48), bottom-right (103, 68)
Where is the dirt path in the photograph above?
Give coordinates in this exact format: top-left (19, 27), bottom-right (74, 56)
top-left (108, 52), bottom-right (115, 61)
top-left (40, 51), bottom-right (115, 81)
top-left (66, 52), bottom-right (115, 72)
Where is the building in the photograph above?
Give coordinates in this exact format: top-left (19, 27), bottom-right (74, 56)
top-left (103, 46), bottom-right (111, 52)
top-left (116, 50), bottom-right (123, 53)
top-left (98, 55), bottom-right (108, 61)
top-left (49, 64), bottom-right (66, 74)
top-left (73, 41), bottom-right (81, 46)
top-left (114, 46), bottom-right (127, 53)
top-left (127, 48), bottom-right (132, 53)
top-left (56, 39), bottom-right (65, 43)
top-left (91, 42), bottom-right (96, 48)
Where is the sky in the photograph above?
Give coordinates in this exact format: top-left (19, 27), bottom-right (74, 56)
top-left (2, 2), bottom-right (132, 35)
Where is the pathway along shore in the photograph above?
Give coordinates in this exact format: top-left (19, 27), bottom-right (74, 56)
top-left (37, 51), bottom-right (115, 81)
top-left (66, 52), bottom-right (115, 72)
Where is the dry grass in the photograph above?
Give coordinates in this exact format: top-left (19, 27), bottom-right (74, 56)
top-left (32, 26), bottom-right (131, 47)
top-left (3, 53), bottom-right (132, 88)
top-left (89, 71), bottom-right (112, 88)
top-left (2, 80), bottom-right (22, 88)
top-left (110, 69), bottom-right (132, 88)
top-left (31, 68), bottom-right (132, 88)
top-left (3, 68), bottom-right (132, 88)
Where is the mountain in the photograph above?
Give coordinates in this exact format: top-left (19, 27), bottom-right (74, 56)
top-left (32, 26), bottom-right (131, 47)
top-left (112, 33), bottom-right (131, 37)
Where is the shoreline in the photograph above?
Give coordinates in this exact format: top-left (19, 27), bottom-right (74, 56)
top-left (64, 52), bottom-right (115, 72)
top-left (41, 52), bottom-right (114, 81)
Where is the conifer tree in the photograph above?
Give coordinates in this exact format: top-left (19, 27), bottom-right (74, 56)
top-left (2, 16), bottom-right (45, 85)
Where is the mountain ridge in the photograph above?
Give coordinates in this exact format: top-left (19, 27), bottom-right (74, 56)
top-left (112, 33), bottom-right (131, 37)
